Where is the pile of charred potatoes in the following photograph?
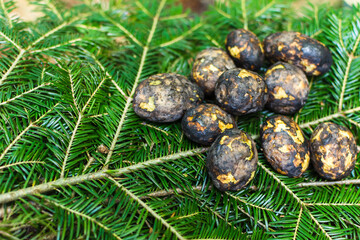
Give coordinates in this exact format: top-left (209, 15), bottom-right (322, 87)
top-left (133, 30), bottom-right (357, 191)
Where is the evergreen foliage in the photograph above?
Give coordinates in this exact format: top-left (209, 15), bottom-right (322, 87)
top-left (0, 0), bottom-right (359, 239)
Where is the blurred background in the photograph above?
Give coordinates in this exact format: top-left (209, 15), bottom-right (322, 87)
top-left (12, 0), bottom-right (359, 21)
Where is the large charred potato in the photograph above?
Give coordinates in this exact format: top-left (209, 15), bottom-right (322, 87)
top-left (207, 129), bottom-right (258, 191)
top-left (265, 62), bottom-right (309, 115)
top-left (310, 122), bottom-right (357, 180)
top-left (261, 115), bottom-right (310, 177)
top-left (264, 31), bottom-right (333, 76)
top-left (133, 73), bottom-right (204, 122)
top-left (225, 29), bottom-right (264, 71)
top-left (215, 68), bottom-right (268, 115)
top-left (191, 48), bottom-right (235, 96)
top-left (181, 104), bottom-right (236, 145)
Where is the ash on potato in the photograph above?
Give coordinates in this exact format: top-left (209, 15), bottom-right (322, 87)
top-left (191, 48), bottom-right (235, 96)
top-left (264, 31), bottom-right (333, 76)
top-left (215, 68), bottom-right (268, 115)
top-left (265, 62), bottom-right (309, 115)
top-left (261, 115), bottom-right (310, 178)
top-left (225, 29), bottom-right (264, 71)
top-left (207, 129), bottom-right (258, 191)
top-left (310, 122), bottom-right (357, 180)
top-left (133, 73), bottom-right (204, 123)
top-left (181, 104), bottom-right (236, 145)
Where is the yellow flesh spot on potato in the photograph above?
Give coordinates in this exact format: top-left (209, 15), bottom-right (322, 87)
top-left (187, 116), bottom-right (194, 121)
top-left (217, 172), bottom-right (240, 184)
top-left (300, 59), bottom-right (317, 72)
top-left (279, 145), bottom-right (290, 153)
top-left (344, 152), bottom-right (354, 169)
top-left (238, 69), bottom-right (253, 78)
top-left (289, 95), bottom-right (295, 101)
top-left (302, 153), bottom-right (310, 172)
top-left (206, 64), bottom-right (219, 72)
top-left (273, 86), bottom-right (289, 99)
top-left (211, 113), bottom-right (217, 121)
top-left (228, 45), bottom-right (247, 59)
top-left (339, 130), bottom-right (352, 139)
top-left (311, 128), bottom-right (324, 142)
top-left (139, 97), bottom-right (155, 112)
top-left (218, 121), bottom-right (233, 132)
top-left (245, 170), bottom-right (256, 185)
top-left (274, 119), bottom-right (304, 144)
top-left (220, 135), bottom-right (229, 145)
top-left (149, 80), bottom-right (162, 86)
top-left (265, 64), bottom-right (284, 76)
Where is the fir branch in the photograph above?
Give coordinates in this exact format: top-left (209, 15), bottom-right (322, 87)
top-left (338, 32), bottom-right (360, 111)
top-left (87, 51), bottom-right (128, 99)
top-left (0, 82), bottom-right (52, 106)
top-left (0, 147), bottom-right (207, 204)
top-left (109, 176), bottom-right (186, 240)
top-left (30, 38), bottom-right (83, 53)
top-left (254, 0), bottom-right (275, 18)
top-left (0, 102), bottom-right (59, 161)
top-left (0, 49), bottom-right (25, 85)
top-left (37, 195), bottom-right (123, 240)
top-left (0, 0), bottom-right (13, 28)
top-left (298, 179), bottom-right (360, 187)
top-left (293, 206), bottom-right (303, 240)
top-left (158, 22), bottom-right (203, 48)
top-left (0, 30), bottom-right (21, 50)
top-left (60, 76), bottom-right (107, 177)
top-left (0, 161), bottom-right (44, 171)
top-left (241, 0), bottom-right (247, 30)
top-left (103, 0), bottom-right (166, 168)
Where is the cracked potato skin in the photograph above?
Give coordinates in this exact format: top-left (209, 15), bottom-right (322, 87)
top-left (264, 31), bottom-right (333, 76)
top-left (207, 129), bottom-right (258, 191)
top-left (215, 68), bottom-right (268, 115)
top-left (261, 115), bottom-right (310, 178)
top-left (265, 62), bottom-right (309, 115)
top-left (310, 122), bottom-right (357, 180)
top-left (133, 73), bottom-right (204, 123)
top-left (225, 29), bottom-right (264, 71)
top-left (181, 104), bottom-right (236, 145)
top-left (191, 48), bottom-right (236, 96)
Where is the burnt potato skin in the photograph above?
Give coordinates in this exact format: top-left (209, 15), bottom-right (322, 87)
top-left (191, 48), bottom-right (236, 96)
top-left (225, 29), bottom-right (264, 71)
top-left (261, 115), bottom-right (310, 178)
top-left (265, 62), bottom-right (309, 115)
top-left (207, 129), bottom-right (258, 191)
top-left (310, 122), bottom-right (357, 180)
top-left (264, 31), bottom-right (333, 76)
top-left (215, 68), bottom-right (268, 115)
top-left (133, 73), bottom-right (204, 123)
top-left (181, 104), bottom-right (236, 145)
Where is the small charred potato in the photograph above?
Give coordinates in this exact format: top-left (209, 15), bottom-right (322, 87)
top-left (207, 129), bottom-right (258, 191)
top-left (181, 104), bottom-right (236, 145)
top-left (310, 122), bottom-right (357, 180)
top-left (261, 115), bottom-right (310, 177)
top-left (215, 68), bottom-right (268, 115)
top-left (264, 31), bottom-right (333, 76)
top-left (265, 62), bottom-right (309, 115)
top-left (191, 48), bottom-right (236, 96)
top-left (133, 73), bottom-right (204, 122)
top-left (225, 29), bottom-right (264, 71)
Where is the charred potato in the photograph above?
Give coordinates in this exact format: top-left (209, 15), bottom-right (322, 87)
top-left (261, 115), bottom-right (310, 177)
top-left (191, 48), bottom-right (236, 96)
top-left (215, 68), bottom-right (268, 115)
top-left (207, 129), bottom-right (258, 191)
top-left (133, 73), bottom-right (204, 122)
top-left (265, 62), bottom-right (309, 115)
top-left (225, 29), bottom-right (264, 71)
top-left (264, 31), bottom-right (333, 76)
top-left (310, 122), bottom-right (357, 180)
top-left (181, 104), bottom-right (236, 145)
